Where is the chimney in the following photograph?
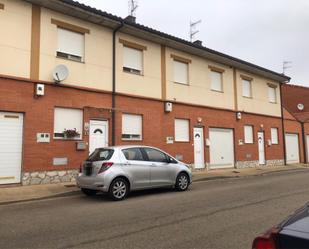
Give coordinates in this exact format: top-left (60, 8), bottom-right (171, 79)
top-left (193, 40), bottom-right (203, 46)
top-left (125, 15), bottom-right (136, 23)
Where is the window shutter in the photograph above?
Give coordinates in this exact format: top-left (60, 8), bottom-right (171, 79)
top-left (268, 87), bottom-right (276, 103)
top-left (242, 79), bottom-right (252, 97)
top-left (54, 108), bottom-right (83, 138)
top-left (122, 114), bottom-right (142, 139)
top-left (123, 46), bottom-right (143, 71)
top-left (211, 71), bottom-right (223, 91)
top-left (173, 60), bottom-right (188, 84)
top-left (57, 28), bottom-right (84, 57)
top-left (271, 128), bottom-right (278, 144)
top-left (244, 125), bottom-right (253, 143)
top-left (175, 119), bottom-right (189, 142)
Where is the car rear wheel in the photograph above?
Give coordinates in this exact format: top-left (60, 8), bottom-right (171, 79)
top-left (109, 178), bottom-right (129, 201)
top-left (175, 173), bottom-right (189, 191)
top-left (81, 188), bottom-right (97, 196)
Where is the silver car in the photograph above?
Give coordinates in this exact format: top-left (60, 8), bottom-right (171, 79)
top-left (76, 145), bottom-right (192, 201)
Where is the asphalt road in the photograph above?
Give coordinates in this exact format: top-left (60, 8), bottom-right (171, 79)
top-left (1, 170), bottom-right (309, 249)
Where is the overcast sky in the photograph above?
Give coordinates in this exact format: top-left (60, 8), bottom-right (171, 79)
top-left (79, 0), bottom-right (309, 86)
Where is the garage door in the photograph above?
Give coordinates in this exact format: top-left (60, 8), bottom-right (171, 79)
top-left (209, 128), bottom-right (234, 169)
top-left (285, 133), bottom-right (300, 164)
top-left (0, 112), bottom-right (23, 184)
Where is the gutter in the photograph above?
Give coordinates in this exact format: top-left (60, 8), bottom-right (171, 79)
top-left (112, 22), bottom-right (124, 146)
top-left (280, 83), bottom-right (287, 165)
top-left (301, 122), bottom-right (307, 164)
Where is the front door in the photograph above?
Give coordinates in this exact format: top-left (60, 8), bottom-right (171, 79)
top-left (89, 120), bottom-right (108, 155)
top-left (194, 127), bottom-right (205, 169)
top-left (258, 132), bottom-right (266, 165)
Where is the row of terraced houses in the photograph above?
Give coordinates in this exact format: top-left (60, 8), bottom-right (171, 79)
top-left (0, 0), bottom-right (308, 185)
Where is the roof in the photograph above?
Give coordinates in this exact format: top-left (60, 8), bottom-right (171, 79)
top-left (25, 0), bottom-right (290, 82)
top-left (282, 84), bottom-right (309, 122)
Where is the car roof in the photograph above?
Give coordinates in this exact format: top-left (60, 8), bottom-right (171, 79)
top-left (97, 145), bottom-right (161, 150)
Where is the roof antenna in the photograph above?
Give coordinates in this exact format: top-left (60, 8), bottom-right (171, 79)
top-left (283, 61), bottom-right (292, 75)
top-left (129, 0), bottom-right (138, 17)
top-left (190, 19), bottom-right (202, 42)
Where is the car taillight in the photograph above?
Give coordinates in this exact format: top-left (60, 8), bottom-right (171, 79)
top-left (252, 228), bottom-right (279, 249)
top-left (98, 162), bottom-right (113, 174)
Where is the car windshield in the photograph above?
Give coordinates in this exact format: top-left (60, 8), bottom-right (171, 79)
top-left (87, 149), bottom-right (114, 162)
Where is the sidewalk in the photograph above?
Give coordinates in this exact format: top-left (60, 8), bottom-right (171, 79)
top-left (1, 164), bottom-right (308, 205)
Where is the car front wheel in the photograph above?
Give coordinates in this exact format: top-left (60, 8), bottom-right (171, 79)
top-left (175, 173), bottom-right (189, 191)
top-left (109, 178), bottom-right (129, 201)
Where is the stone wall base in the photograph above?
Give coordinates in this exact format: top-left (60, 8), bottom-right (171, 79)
top-left (22, 170), bottom-right (79, 186)
top-left (236, 159), bottom-right (284, 169)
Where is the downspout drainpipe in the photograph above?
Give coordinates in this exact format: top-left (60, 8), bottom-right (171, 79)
top-left (279, 83), bottom-right (287, 165)
top-left (301, 122), bottom-right (307, 164)
top-left (112, 22), bottom-right (124, 146)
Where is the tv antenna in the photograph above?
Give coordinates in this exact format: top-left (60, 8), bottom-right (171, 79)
top-left (190, 19), bottom-right (202, 42)
top-left (282, 61), bottom-right (292, 74)
top-left (128, 0), bottom-right (138, 17)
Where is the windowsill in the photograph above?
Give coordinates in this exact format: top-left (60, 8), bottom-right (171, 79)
top-left (269, 101), bottom-right (277, 104)
top-left (122, 139), bottom-right (143, 141)
top-left (211, 89), bottom-right (224, 93)
top-left (53, 137), bottom-right (83, 141)
top-left (56, 56), bottom-right (85, 64)
top-left (244, 142), bottom-right (254, 144)
top-left (173, 81), bottom-right (189, 86)
top-left (271, 143), bottom-right (279, 145)
top-left (174, 140), bottom-right (190, 143)
top-left (123, 70), bottom-right (144, 77)
top-left (242, 96), bottom-right (253, 99)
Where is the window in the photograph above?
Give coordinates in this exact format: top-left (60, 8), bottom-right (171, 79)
top-left (242, 79), bottom-right (252, 98)
top-left (268, 86), bottom-right (277, 103)
top-left (271, 128), bottom-right (279, 144)
top-left (122, 114), bottom-right (142, 140)
top-left (210, 71), bottom-right (223, 92)
top-left (244, 125), bottom-right (253, 144)
top-left (123, 46), bottom-right (143, 74)
top-left (54, 108), bottom-right (83, 139)
top-left (173, 60), bottom-right (189, 85)
top-left (144, 148), bottom-right (168, 163)
top-left (88, 149), bottom-right (114, 162)
top-left (57, 28), bottom-right (84, 62)
top-left (175, 119), bottom-right (190, 142)
top-left (122, 148), bottom-right (144, 161)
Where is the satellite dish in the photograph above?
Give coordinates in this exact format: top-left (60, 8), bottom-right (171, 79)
top-left (297, 103), bottom-right (305, 111)
top-left (52, 65), bottom-right (69, 83)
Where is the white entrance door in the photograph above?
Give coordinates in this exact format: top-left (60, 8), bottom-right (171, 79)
top-left (89, 120), bottom-right (108, 155)
top-left (193, 127), bottom-right (205, 169)
top-left (285, 133), bottom-right (300, 164)
top-left (307, 135), bottom-right (309, 162)
top-left (0, 112), bottom-right (23, 184)
top-left (258, 132), bottom-right (266, 165)
top-left (209, 128), bottom-right (234, 169)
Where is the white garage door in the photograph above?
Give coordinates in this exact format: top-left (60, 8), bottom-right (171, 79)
top-left (285, 133), bottom-right (300, 164)
top-left (0, 112), bottom-right (23, 184)
top-left (209, 128), bottom-right (234, 169)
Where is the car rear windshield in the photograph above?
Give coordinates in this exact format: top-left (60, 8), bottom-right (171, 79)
top-left (87, 149), bottom-right (114, 162)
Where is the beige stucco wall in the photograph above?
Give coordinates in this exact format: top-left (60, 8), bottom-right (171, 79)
top-left (166, 48), bottom-right (235, 110)
top-left (116, 33), bottom-right (162, 99)
top-left (236, 70), bottom-right (281, 117)
top-left (39, 8), bottom-right (113, 91)
top-left (0, 0), bottom-right (31, 78)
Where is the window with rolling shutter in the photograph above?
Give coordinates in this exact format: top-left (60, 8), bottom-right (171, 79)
top-left (123, 46), bottom-right (143, 74)
top-left (173, 60), bottom-right (189, 85)
top-left (242, 79), bottom-right (252, 98)
top-left (268, 86), bottom-right (277, 103)
top-left (122, 114), bottom-right (142, 140)
top-left (57, 28), bottom-right (84, 62)
top-left (244, 125), bottom-right (253, 144)
top-left (54, 108), bottom-right (83, 139)
top-left (271, 128), bottom-right (279, 144)
top-left (211, 71), bottom-right (223, 92)
top-left (175, 119), bottom-right (190, 142)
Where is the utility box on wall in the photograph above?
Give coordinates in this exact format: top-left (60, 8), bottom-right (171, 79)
top-left (37, 133), bottom-right (50, 143)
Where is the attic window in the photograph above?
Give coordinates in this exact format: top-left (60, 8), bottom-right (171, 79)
top-left (0, 3), bottom-right (4, 10)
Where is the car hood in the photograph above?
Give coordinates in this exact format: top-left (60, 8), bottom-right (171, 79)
top-left (279, 203), bottom-right (309, 240)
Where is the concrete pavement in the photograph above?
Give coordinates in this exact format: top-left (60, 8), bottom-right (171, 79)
top-left (0, 164), bottom-right (308, 205)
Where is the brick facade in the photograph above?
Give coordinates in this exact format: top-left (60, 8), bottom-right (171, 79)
top-left (0, 77), bottom-right (285, 183)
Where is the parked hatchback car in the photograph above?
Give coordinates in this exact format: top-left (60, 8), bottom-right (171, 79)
top-left (252, 202), bottom-right (309, 249)
top-left (76, 145), bottom-right (192, 201)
